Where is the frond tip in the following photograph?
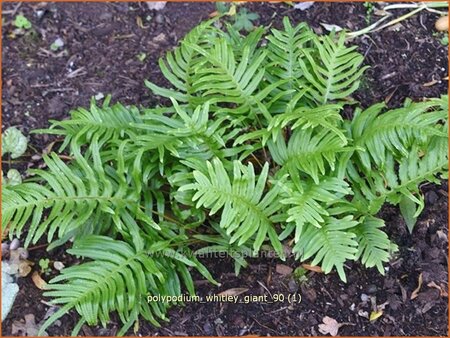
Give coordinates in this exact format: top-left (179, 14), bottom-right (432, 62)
top-left (180, 158), bottom-right (286, 259)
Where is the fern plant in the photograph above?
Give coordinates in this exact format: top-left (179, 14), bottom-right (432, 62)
top-left (2, 16), bottom-right (447, 335)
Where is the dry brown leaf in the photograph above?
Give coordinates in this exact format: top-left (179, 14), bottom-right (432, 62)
top-left (32, 271), bottom-right (47, 290)
top-left (12, 314), bottom-right (47, 336)
top-left (275, 264), bottom-right (293, 275)
top-left (435, 15), bottom-right (449, 31)
top-left (318, 316), bottom-right (341, 336)
top-left (410, 272), bottom-right (423, 300)
top-left (209, 10), bottom-right (219, 17)
top-left (18, 261), bottom-right (32, 277)
top-left (218, 288), bottom-right (248, 297)
top-left (301, 264), bottom-right (323, 273)
top-left (423, 79), bottom-right (438, 87)
top-left (136, 16), bottom-right (147, 29)
top-left (427, 281), bottom-right (449, 297)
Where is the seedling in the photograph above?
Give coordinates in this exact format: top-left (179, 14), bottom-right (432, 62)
top-left (363, 2), bottom-right (375, 23)
top-left (14, 15), bottom-right (32, 30)
top-left (38, 258), bottom-right (50, 274)
top-left (215, 2), bottom-right (259, 32)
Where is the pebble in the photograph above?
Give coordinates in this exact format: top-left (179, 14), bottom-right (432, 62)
top-left (52, 37), bottom-right (64, 49)
top-left (53, 261), bottom-right (65, 271)
top-left (9, 238), bottom-right (20, 251)
top-left (360, 293), bottom-right (369, 302)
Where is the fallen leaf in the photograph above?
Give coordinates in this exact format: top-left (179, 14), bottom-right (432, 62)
top-left (18, 261), bottom-right (32, 277)
top-left (133, 319), bottom-right (139, 334)
top-left (369, 310), bottom-right (383, 321)
top-left (136, 16), bottom-right (147, 29)
top-left (276, 264), bottom-right (293, 275)
top-left (209, 10), bottom-right (219, 18)
top-left (146, 2), bottom-right (166, 11)
top-left (411, 272), bottom-right (423, 300)
top-left (423, 79), bottom-right (438, 87)
top-left (12, 314), bottom-right (47, 336)
top-left (218, 288), bottom-right (248, 297)
top-left (32, 271), bottom-right (47, 290)
top-left (320, 23), bottom-right (343, 32)
top-left (301, 264), bottom-right (323, 273)
top-left (293, 2), bottom-right (314, 10)
top-left (318, 316), bottom-right (341, 336)
top-left (427, 281), bottom-right (448, 297)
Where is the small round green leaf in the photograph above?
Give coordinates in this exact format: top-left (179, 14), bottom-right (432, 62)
top-left (2, 127), bottom-right (28, 159)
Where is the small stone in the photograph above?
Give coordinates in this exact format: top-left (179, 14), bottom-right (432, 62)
top-left (36, 10), bottom-right (45, 19)
top-left (294, 2), bottom-right (314, 10)
top-left (52, 37), bottom-right (64, 49)
top-left (2, 262), bottom-right (20, 321)
top-left (360, 293), bottom-right (369, 302)
top-left (9, 238), bottom-right (20, 251)
top-left (53, 261), bottom-right (65, 271)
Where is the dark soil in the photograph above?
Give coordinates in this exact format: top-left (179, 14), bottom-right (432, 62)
top-left (2, 2), bottom-right (448, 336)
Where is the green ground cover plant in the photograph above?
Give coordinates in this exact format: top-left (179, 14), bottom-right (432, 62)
top-left (2, 17), bottom-right (448, 335)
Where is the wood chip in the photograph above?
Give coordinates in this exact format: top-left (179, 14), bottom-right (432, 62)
top-left (32, 271), bottom-right (47, 290)
top-left (301, 263), bottom-right (323, 273)
top-left (275, 264), bottom-right (293, 275)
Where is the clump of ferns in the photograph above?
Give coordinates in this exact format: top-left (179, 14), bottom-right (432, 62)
top-left (2, 17), bottom-right (447, 335)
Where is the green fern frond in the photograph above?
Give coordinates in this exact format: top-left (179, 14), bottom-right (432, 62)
top-left (2, 147), bottom-right (158, 246)
top-left (299, 31), bottom-right (368, 104)
top-left (40, 236), bottom-right (169, 334)
top-left (145, 19), bottom-right (222, 105)
top-left (353, 217), bottom-right (398, 274)
top-left (35, 98), bottom-right (144, 153)
top-left (292, 216), bottom-right (359, 282)
top-left (188, 38), bottom-right (275, 120)
top-left (265, 17), bottom-right (313, 105)
top-left (268, 128), bottom-right (348, 186)
top-left (280, 178), bottom-right (353, 241)
top-left (180, 158), bottom-right (285, 258)
top-left (348, 135), bottom-right (448, 217)
top-left (268, 102), bottom-right (347, 143)
top-left (350, 97), bottom-right (448, 169)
